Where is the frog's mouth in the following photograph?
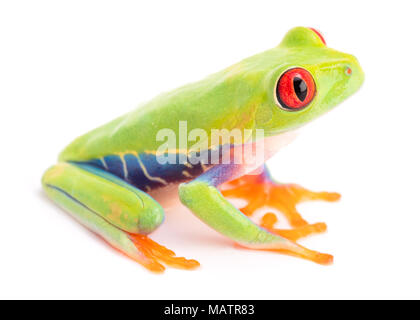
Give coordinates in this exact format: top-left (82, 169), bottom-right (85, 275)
top-left (320, 76), bottom-right (363, 113)
top-left (318, 58), bottom-right (365, 109)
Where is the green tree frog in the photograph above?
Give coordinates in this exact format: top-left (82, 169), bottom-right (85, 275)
top-left (42, 27), bottom-right (364, 272)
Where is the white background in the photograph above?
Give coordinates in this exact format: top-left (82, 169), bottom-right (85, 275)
top-left (1, 0), bottom-right (419, 299)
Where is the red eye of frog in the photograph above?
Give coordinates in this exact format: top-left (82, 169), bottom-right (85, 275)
top-left (309, 27), bottom-right (326, 45)
top-left (276, 68), bottom-right (316, 111)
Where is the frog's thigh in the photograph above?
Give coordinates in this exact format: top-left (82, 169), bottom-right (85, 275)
top-left (42, 163), bottom-right (164, 235)
top-left (42, 162), bottom-right (165, 237)
top-left (42, 163), bottom-right (199, 272)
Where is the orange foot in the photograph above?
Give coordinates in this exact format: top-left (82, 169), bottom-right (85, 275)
top-left (221, 170), bottom-right (340, 263)
top-left (222, 172), bottom-right (340, 229)
top-left (128, 234), bottom-right (200, 273)
top-left (260, 212), bottom-right (327, 241)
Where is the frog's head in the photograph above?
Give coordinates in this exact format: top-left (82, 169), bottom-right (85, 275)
top-left (247, 27), bottom-right (364, 135)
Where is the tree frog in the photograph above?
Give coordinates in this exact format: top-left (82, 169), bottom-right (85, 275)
top-left (42, 27), bottom-right (364, 272)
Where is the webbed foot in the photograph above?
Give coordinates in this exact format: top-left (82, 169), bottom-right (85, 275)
top-left (180, 163), bottom-right (335, 266)
top-left (221, 171), bottom-right (340, 233)
top-left (260, 213), bottom-right (327, 241)
top-left (129, 234), bottom-right (200, 272)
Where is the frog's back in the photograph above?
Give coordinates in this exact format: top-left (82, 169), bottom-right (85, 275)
top-left (59, 106), bottom-right (217, 192)
top-left (58, 56), bottom-right (260, 191)
top-left (58, 83), bottom-right (239, 191)
top-left (59, 98), bottom-right (180, 162)
top-left (59, 69), bottom-right (254, 162)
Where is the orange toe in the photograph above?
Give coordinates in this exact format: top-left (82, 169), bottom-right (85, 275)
top-left (129, 234), bottom-right (200, 272)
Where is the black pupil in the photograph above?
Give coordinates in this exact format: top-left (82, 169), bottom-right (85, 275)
top-left (293, 77), bottom-right (307, 102)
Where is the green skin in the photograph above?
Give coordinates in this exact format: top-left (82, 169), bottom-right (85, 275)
top-left (42, 27), bottom-right (364, 266)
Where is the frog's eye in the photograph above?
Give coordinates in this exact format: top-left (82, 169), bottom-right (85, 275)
top-left (276, 68), bottom-right (316, 111)
top-left (309, 28), bottom-right (326, 45)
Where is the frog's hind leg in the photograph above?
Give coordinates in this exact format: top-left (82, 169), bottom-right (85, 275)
top-left (42, 162), bottom-right (199, 273)
top-left (221, 165), bottom-right (340, 239)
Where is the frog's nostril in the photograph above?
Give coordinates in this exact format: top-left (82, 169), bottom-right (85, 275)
top-left (345, 67), bottom-right (352, 76)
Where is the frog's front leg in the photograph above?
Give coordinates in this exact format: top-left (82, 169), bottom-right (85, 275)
top-left (221, 164), bottom-right (340, 239)
top-left (179, 163), bottom-right (333, 265)
top-left (42, 163), bottom-right (199, 273)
